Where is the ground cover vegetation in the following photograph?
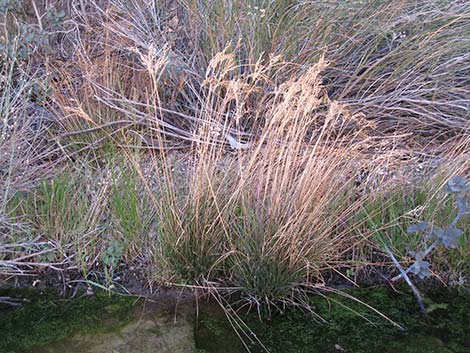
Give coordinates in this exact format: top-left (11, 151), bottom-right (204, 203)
top-left (1, 0), bottom-right (470, 314)
top-left (195, 286), bottom-right (470, 353)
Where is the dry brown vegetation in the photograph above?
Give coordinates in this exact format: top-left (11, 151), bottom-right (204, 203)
top-left (1, 0), bottom-right (469, 307)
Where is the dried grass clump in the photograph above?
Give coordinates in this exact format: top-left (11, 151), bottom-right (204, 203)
top-left (1, 44), bottom-right (56, 276)
top-left (0, 158), bottom-right (159, 279)
top-left (321, 1), bottom-right (470, 136)
top-left (141, 52), bottom-right (379, 307)
top-left (45, 0), bottom-right (469, 153)
top-left (2, 0), bottom-right (469, 302)
top-left (222, 59), bottom-right (375, 306)
top-left (0, 54), bottom-right (56, 196)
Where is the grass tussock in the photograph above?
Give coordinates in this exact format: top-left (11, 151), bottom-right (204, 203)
top-left (1, 0), bottom-right (470, 312)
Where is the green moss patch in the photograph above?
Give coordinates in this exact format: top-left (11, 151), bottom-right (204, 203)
top-left (195, 286), bottom-right (470, 353)
top-left (0, 288), bottom-right (136, 353)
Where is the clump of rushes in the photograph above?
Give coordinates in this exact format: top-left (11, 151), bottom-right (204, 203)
top-left (156, 188), bottom-right (228, 284)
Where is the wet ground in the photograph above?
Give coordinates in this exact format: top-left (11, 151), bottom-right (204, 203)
top-left (196, 286), bottom-right (470, 353)
top-left (1, 285), bottom-right (469, 353)
top-left (0, 288), bottom-right (195, 353)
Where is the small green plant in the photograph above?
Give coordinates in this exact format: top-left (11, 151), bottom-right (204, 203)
top-left (102, 239), bottom-right (124, 284)
top-left (1, 2), bottom-right (66, 60)
top-left (102, 240), bottom-right (123, 269)
top-left (387, 176), bottom-right (470, 313)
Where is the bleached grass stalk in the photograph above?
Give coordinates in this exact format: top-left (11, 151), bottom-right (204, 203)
top-left (220, 58), bottom-right (376, 307)
top-left (2, 0), bottom-right (469, 311)
top-left (125, 49), bottom-right (380, 310)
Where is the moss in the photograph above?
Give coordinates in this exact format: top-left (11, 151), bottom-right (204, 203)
top-left (195, 286), bottom-right (470, 353)
top-left (0, 288), bottom-right (136, 353)
top-left (195, 306), bottom-right (246, 353)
